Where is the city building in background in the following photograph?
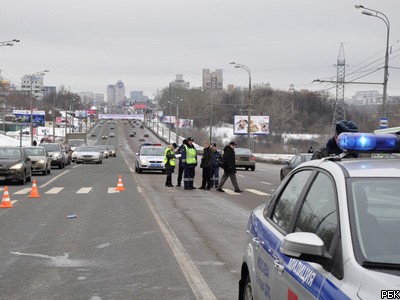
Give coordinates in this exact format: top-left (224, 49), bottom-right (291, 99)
top-left (106, 80), bottom-right (125, 106)
top-left (169, 74), bottom-right (190, 89)
top-left (130, 91), bottom-right (149, 103)
top-left (202, 69), bottom-right (223, 90)
top-left (351, 90), bottom-right (382, 105)
top-left (107, 84), bottom-right (115, 104)
top-left (21, 74), bottom-right (45, 99)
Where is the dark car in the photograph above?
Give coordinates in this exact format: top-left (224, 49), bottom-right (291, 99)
top-left (143, 133), bottom-right (149, 138)
top-left (280, 153), bottom-right (313, 180)
top-left (40, 143), bottom-right (67, 169)
top-left (235, 148), bottom-right (256, 171)
top-left (130, 131), bottom-right (136, 137)
top-left (0, 147), bottom-right (32, 184)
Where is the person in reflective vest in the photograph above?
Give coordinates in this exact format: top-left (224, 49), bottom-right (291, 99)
top-left (164, 143), bottom-right (177, 187)
top-left (182, 137), bottom-right (197, 190)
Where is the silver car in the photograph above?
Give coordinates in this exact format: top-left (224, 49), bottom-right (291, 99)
top-left (24, 146), bottom-right (51, 175)
top-left (76, 146), bottom-right (103, 164)
top-left (240, 133), bottom-right (400, 299)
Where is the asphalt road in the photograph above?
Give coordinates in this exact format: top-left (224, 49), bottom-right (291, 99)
top-left (0, 120), bottom-right (282, 300)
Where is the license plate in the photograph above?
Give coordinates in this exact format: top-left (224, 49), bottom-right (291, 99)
top-left (150, 164), bottom-right (161, 167)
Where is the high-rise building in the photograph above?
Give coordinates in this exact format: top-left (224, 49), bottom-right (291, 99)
top-left (115, 80), bottom-right (125, 103)
top-left (169, 74), bottom-right (190, 89)
top-left (202, 69), bottom-right (223, 90)
top-left (21, 74), bottom-right (46, 99)
top-left (107, 84), bottom-right (115, 104)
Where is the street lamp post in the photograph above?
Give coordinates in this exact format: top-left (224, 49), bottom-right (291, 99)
top-left (230, 62), bottom-right (252, 149)
top-left (30, 70), bottom-right (48, 145)
top-left (355, 5), bottom-right (390, 118)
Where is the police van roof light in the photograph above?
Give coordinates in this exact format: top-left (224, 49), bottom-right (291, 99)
top-left (338, 133), bottom-right (400, 152)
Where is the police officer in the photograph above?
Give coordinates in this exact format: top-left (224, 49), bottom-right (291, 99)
top-left (164, 143), bottom-right (177, 187)
top-left (182, 137), bottom-right (197, 190)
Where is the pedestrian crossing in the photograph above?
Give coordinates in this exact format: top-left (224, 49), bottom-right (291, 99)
top-left (1, 184), bottom-right (273, 197)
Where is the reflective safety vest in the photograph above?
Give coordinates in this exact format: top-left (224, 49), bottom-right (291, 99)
top-left (164, 148), bottom-right (176, 166)
top-left (184, 145), bottom-right (197, 165)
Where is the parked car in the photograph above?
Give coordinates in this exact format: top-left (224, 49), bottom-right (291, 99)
top-left (234, 148), bottom-right (256, 171)
top-left (239, 134), bottom-right (400, 300)
top-left (76, 146), bottom-right (103, 164)
top-left (24, 146), bottom-right (51, 175)
top-left (135, 143), bottom-right (165, 173)
top-left (40, 143), bottom-right (67, 169)
top-left (0, 146), bottom-right (32, 184)
top-left (280, 153), bottom-right (313, 180)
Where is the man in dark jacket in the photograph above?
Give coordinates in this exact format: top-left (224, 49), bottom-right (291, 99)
top-left (176, 139), bottom-right (187, 187)
top-left (199, 141), bottom-right (212, 190)
top-left (210, 143), bottom-right (222, 188)
top-left (216, 141), bottom-right (243, 193)
top-left (164, 143), bottom-right (177, 187)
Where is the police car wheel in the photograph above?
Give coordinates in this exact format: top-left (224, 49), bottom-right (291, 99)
top-left (242, 274), bottom-right (253, 300)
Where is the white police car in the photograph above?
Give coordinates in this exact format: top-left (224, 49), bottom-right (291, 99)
top-left (135, 143), bottom-right (166, 174)
top-left (239, 133), bottom-right (400, 300)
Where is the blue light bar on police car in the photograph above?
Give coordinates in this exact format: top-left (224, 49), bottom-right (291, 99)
top-left (338, 133), bottom-right (400, 152)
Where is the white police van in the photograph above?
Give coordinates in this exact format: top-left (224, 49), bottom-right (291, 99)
top-left (135, 143), bottom-right (166, 174)
top-left (239, 133), bottom-right (400, 299)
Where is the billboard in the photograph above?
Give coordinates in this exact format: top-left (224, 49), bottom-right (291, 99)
top-left (98, 114), bottom-right (144, 121)
top-left (12, 109), bottom-right (45, 127)
top-left (178, 119), bottom-right (193, 128)
top-left (162, 116), bottom-right (176, 123)
top-left (234, 115), bottom-right (269, 135)
top-left (75, 110), bottom-right (87, 119)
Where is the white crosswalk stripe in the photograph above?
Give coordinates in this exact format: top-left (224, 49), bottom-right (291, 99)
top-left (224, 189), bottom-right (241, 195)
top-left (245, 189), bottom-right (270, 196)
top-left (76, 187), bottom-right (92, 194)
top-left (108, 187), bottom-right (119, 194)
top-left (261, 181), bottom-right (272, 185)
top-left (13, 188), bottom-right (31, 195)
top-left (45, 187), bottom-right (64, 194)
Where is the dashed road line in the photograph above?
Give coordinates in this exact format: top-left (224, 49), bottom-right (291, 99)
top-left (261, 181), bottom-right (272, 185)
top-left (107, 187), bottom-right (119, 194)
top-left (224, 189), bottom-right (241, 195)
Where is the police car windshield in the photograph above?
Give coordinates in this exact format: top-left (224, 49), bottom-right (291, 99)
top-left (140, 147), bottom-right (164, 156)
top-left (349, 178), bottom-right (400, 266)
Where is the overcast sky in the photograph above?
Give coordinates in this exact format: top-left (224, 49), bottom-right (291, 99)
top-left (1, 0), bottom-right (399, 99)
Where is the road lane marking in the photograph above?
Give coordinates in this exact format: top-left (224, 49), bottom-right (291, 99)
top-left (261, 181), bottom-right (272, 185)
top-left (107, 187), bottom-right (119, 194)
top-left (39, 170), bottom-right (70, 188)
top-left (77, 187), bottom-right (92, 194)
top-left (45, 187), bottom-right (64, 194)
top-left (13, 188), bottom-right (31, 195)
top-left (125, 155), bottom-right (216, 299)
top-left (11, 200), bottom-right (18, 205)
top-left (245, 189), bottom-right (270, 196)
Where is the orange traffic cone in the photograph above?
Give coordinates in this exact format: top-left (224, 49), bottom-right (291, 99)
top-left (115, 175), bottom-right (126, 191)
top-left (29, 179), bottom-right (41, 198)
top-left (0, 186), bottom-right (13, 208)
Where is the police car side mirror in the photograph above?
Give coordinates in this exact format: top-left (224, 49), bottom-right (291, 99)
top-left (280, 232), bottom-right (326, 258)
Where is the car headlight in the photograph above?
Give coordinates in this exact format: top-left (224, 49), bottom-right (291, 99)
top-left (140, 159), bottom-right (149, 165)
top-left (53, 153), bottom-right (60, 158)
top-left (38, 159), bottom-right (45, 164)
top-left (10, 163), bottom-right (23, 170)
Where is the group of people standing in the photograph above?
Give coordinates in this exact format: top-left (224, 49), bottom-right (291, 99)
top-left (163, 138), bottom-right (243, 193)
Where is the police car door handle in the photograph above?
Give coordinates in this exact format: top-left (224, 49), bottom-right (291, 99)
top-left (274, 260), bottom-right (284, 274)
top-left (252, 237), bottom-right (260, 247)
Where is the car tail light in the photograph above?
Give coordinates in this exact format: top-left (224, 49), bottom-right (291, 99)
top-left (251, 156), bottom-right (256, 161)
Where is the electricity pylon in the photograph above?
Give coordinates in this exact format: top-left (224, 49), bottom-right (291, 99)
top-left (332, 43), bottom-right (346, 132)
